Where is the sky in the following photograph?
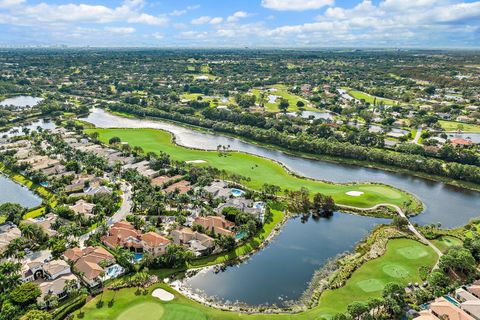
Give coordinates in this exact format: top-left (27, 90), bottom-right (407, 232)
top-left (0, 0), bottom-right (479, 47)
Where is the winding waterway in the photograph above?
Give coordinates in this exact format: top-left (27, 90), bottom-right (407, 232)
top-left (81, 108), bottom-right (480, 306)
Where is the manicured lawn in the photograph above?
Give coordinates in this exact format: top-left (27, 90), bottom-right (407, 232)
top-left (348, 90), bottom-right (397, 106)
top-left (438, 120), bottom-right (480, 132)
top-left (431, 236), bottom-right (463, 253)
top-left (86, 128), bottom-right (417, 211)
top-left (313, 238), bottom-right (438, 317)
top-left (77, 239), bottom-right (437, 320)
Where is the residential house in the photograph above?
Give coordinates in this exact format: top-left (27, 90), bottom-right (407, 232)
top-left (69, 199), bottom-right (95, 218)
top-left (202, 180), bottom-right (231, 199)
top-left (171, 227), bottom-right (215, 256)
top-left (429, 297), bottom-right (475, 320)
top-left (164, 180), bottom-right (191, 194)
top-left (151, 175), bottom-right (181, 187)
top-left (216, 198), bottom-right (266, 222)
top-left (102, 221), bottom-right (171, 257)
top-left (0, 222), bottom-right (21, 254)
top-left (193, 216), bottom-right (235, 237)
top-left (38, 274), bottom-right (79, 303)
top-left (24, 213), bottom-right (57, 236)
top-left (63, 246), bottom-right (117, 288)
top-left (451, 138), bottom-right (474, 147)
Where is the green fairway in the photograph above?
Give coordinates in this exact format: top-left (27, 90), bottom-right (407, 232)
top-left (314, 238), bottom-right (438, 317)
top-left (432, 236), bottom-right (463, 253)
top-left (438, 120), bottom-right (480, 132)
top-left (85, 128), bottom-right (418, 211)
top-left (77, 239), bottom-right (437, 320)
top-left (251, 84), bottom-right (315, 112)
top-left (348, 90), bottom-right (397, 106)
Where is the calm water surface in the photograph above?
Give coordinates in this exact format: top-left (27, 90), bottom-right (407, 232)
top-left (81, 108), bottom-right (480, 229)
top-left (184, 214), bottom-right (389, 306)
top-left (0, 175), bottom-right (42, 208)
top-left (81, 108), bottom-right (480, 306)
top-left (0, 96), bottom-right (43, 108)
top-left (1, 119), bottom-right (56, 138)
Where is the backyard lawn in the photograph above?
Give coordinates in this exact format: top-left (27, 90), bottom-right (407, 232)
top-left (438, 120), bottom-right (480, 132)
top-left (85, 128), bottom-right (419, 211)
top-left (77, 238), bottom-right (437, 320)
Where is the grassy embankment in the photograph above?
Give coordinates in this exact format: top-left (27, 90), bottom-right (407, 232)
top-left (76, 238), bottom-right (437, 320)
top-left (85, 128), bottom-right (419, 212)
top-left (0, 162), bottom-right (56, 219)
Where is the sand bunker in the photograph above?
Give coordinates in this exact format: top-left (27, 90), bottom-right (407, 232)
top-left (346, 191), bottom-right (364, 196)
top-left (185, 160), bottom-right (207, 164)
top-left (152, 288), bottom-right (174, 301)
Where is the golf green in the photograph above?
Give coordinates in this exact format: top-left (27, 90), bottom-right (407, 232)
top-left (78, 239), bottom-right (438, 320)
top-left (117, 302), bottom-right (164, 320)
top-left (86, 128), bottom-right (419, 211)
top-left (396, 246), bottom-right (429, 259)
top-left (356, 279), bottom-right (384, 292)
top-left (382, 263), bottom-right (410, 278)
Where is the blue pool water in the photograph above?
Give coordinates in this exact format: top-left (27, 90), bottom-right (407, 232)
top-left (231, 188), bottom-right (244, 197)
top-left (134, 253), bottom-right (143, 262)
top-left (235, 231), bottom-right (247, 240)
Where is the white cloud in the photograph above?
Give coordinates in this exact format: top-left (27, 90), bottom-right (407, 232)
top-left (227, 11), bottom-right (250, 22)
top-left (191, 16), bottom-right (223, 25)
top-left (152, 32), bottom-right (163, 39)
top-left (1, 0), bottom-right (168, 26)
top-left (0, 0), bottom-right (24, 8)
top-left (261, 0), bottom-right (334, 11)
top-left (265, 0), bottom-right (480, 45)
top-left (105, 26), bottom-right (135, 34)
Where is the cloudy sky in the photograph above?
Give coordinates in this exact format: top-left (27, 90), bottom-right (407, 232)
top-left (0, 0), bottom-right (479, 47)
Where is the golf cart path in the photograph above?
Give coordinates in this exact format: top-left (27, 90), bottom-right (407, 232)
top-left (337, 203), bottom-right (443, 264)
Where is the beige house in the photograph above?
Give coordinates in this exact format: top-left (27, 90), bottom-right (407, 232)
top-left (171, 227), bottom-right (215, 256)
top-left (193, 216), bottom-right (235, 237)
top-left (63, 246), bottom-right (116, 288)
top-left (102, 221), bottom-right (171, 257)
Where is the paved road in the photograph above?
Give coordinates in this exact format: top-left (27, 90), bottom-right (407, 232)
top-left (108, 182), bottom-right (133, 225)
top-left (412, 127), bottom-right (422, 145)
top-left (78, 182), bottom-right (133, 248)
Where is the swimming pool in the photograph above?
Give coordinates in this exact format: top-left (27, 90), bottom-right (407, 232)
top-left (231, 188), bottom-right (244, 197)
top-left (104, 264), bottom-right (124, 279)
top-left (134, 253), bottom-right (143, 262)
top-left (235, 231), bottom-right (247, 241)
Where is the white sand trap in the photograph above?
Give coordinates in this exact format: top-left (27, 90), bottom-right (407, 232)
top-left (185, 160), bottom-right (207, 164)
top-left (346, 191), bottom-right (364, 196)
top-left (152, 288), bottom-right (174, 301)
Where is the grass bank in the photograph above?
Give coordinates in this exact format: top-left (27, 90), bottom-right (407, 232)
top-left (77, 238), bottom-right (437, 320)
top-left (86, 128), bottom-right (418, 212)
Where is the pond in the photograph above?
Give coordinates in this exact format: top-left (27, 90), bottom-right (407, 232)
top-left (183, 214), bottom-right (390, 306)
top-left (447, 133), bottom-right (480, 144)
top-left (286, 111), bottom-right (334, 120)
top-left (0, 175), bottom-right (42, 208)
top-left (0, 96), bottom-right (43, 108)
top-left (0, 119), bottom-right (56, 138)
